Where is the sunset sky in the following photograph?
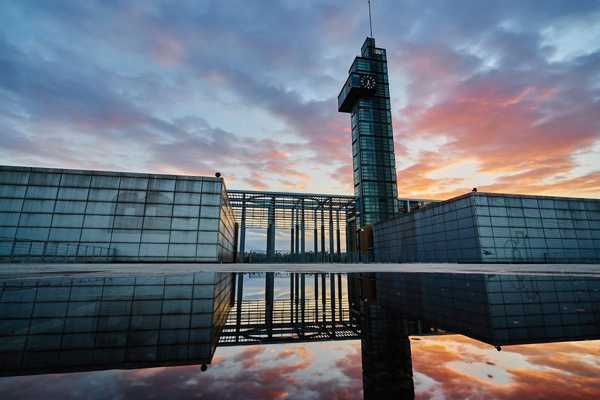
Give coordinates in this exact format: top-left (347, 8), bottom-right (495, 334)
top-left (1, 1), bottom-right (599, 199)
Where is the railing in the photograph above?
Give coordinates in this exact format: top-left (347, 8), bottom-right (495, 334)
top-left (0, 238), bottom-right (115, 263)
top-left (239, 251), bottom-right (371, 264)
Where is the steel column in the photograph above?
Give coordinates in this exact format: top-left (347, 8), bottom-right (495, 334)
top-left (239, 194), bottom-right (246, 262)
top-left (329, 201), bottom-right (334, 259)
top-left (300, 200), bottom-right (306, 256)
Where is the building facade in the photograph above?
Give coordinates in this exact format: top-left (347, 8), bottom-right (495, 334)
top-left (0, 166), bottom-right (235, 263)
top-left (373, 192), bottom-right (600, 263)
top-left (339, 37), bottom-right (398, 226)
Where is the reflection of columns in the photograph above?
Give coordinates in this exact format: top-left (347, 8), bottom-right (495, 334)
top-left (265, 272), bottom-right (274, 338)
top-left (267, 197), bottom-right (275, 257)
top-left (290, 273), bottom-right (294, 324)
top-left (235, 273), bottom-right (244, 340)
top-left (314, 274), bottom-right (319, 323)
top-left (313, 209), bottom-right (318, 256)
top-left (300, 200), bottom-right (305, 256)
top-left (337, 274), bottom-right (343, 320)
top-left (240, 195), bottom-right (246, 262)
top-left (321, 274), bottom-right (326, 322)
top-left (329, 202), bottom-right (334, 259)
top-left (330, 273), bottom-right (336, 329)
top-left (294, 272), bottom-right (300, 324)
top-left (300, 274), bottom-right (305, 327)
top-left (336, 210), bottom-right (341, 257)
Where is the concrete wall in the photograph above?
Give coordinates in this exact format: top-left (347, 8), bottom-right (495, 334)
top-left (374, 192), bottom-right (600, 263)
top-left (0, 166), bottom-right (235, 262)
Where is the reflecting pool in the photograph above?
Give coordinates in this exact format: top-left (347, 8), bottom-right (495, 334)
top-left (1, 271), bottom-right (599, 399)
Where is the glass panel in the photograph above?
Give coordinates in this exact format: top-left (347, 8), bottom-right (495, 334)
top-left (51, 214), bottom-right (84, 228)
top-left (141, 230), bottom-right (170, 243)
top-left (86, 202), bottom-right (116, 215)
top-left (60, 174), bottom-right (91, 187)
top-left (0, 185), bottom-right (27, 198)
top-left (170, 230), bottom-right (197, 243)
top-left (148, 178), bottom-right (175, 191)
top-left (90, 176), bottom-right (120, 189)
top-left (146, 191), bottom-right (174, 204)
top-left (200, 206), bottom-right (219, 218)
top-left (119, 177), bottom-right (148, 190)
top-left (29, 172), bottom-right (61, 186)
top-left (168, 244), bottom-right (196, 257)
top-left (111, 229), bottom-right (141, 242)
top-left (171, 218), bottom-right (198, 230)
top-left (113, 216), bottom-right (143, 229)
top-left (25, 186), bottom-right (58, 199)
top-left (15, 227), bottom-right (49, 241)
top-left (49, 228), bottom-right (81, 241)
top-left (57, 187), bottom-right (88, 201)
top-left (173, 205), bottom-right (199, 218)
top-left (0, 171), bottom-right (30, 184)
top-left (144, 204), bottom-right (172, 217)
top-left (88, 189), bottom-right (118, 202)
top-left (54, 201), bottom-right (86, 213)
top-left (143, 217), bottom-right (171, 230)
top-left (80, 228), bottom-right (112, 242)
top-left (83, 215), bottom-right (114, 228)
top-left (0, 198), bottom-right (23, 212)
top-left (19, 213), bottom-right (53, 227)
top-left (174, 192), bottom-right (201, 205)
top-left (139, 243), bottom-right (168, 257)
top-left (175, 180), bottom-right (203, 193)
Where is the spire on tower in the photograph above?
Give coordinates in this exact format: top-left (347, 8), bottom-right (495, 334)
top-left (368, 0), bottom-right (373, 37)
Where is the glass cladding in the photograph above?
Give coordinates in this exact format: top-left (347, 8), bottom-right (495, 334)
top-left (0, 166), bottom-right (235, 262)
top-left (341, 38), bottom-right (398, 226)
top-left (373, 192), bottom-right (600, 263)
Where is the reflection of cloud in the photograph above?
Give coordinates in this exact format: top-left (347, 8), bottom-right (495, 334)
top-left (1, 337), bottom-right (599, 399)
top-left (411, 335), bottom-right (600, 400)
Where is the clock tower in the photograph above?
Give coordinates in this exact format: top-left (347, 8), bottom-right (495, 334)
top-left (338, 37), bottom-right (398, 226)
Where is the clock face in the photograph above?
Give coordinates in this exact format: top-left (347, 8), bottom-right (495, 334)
top-left (360, 75), bottom-right (376, 90)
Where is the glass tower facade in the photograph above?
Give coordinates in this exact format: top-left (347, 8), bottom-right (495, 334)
top-left (339, 37), bottom-right (398, 226)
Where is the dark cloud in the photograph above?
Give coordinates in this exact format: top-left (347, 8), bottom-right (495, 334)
top-left (0, 1), bottom-right (599, 196)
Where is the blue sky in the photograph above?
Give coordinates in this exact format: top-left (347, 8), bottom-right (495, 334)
top-left (1, 0), bottom-right (599, 199)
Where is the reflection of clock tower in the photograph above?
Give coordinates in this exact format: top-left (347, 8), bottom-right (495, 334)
top-left (338, 37), bottom-right (398, 226)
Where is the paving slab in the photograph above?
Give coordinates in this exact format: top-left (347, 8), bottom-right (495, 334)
top-left (1, 262), bottom-right (600, 280)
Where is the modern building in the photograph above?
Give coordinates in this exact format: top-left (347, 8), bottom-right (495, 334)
top-left (373, 191), bottom-right (600, 263)
top-left (0, 166), bottom-right (236, 263)
top-left (339, 37), bottom-right (398, 226)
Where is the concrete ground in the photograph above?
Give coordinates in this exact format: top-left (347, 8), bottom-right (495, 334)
top-left (1, 262), bottom-right (600, 279)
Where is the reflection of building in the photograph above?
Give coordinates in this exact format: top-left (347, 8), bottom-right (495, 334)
top-left (339, 37), bottom-right (398, 226)
top-left (0, 272), bottom-right (233, 376)
top-left (374, 192), bottom-right (600, 263)
top-left (349, 271), bottom-right (600, 399)
top-left (0, 166), bottom-right (235, 262)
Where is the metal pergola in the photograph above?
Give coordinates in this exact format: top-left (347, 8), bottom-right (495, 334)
top-left (227, 190), bottom-right (358, 259)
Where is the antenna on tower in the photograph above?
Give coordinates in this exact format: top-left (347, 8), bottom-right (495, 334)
top-left (368, 0), bottom-right (373, 37)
